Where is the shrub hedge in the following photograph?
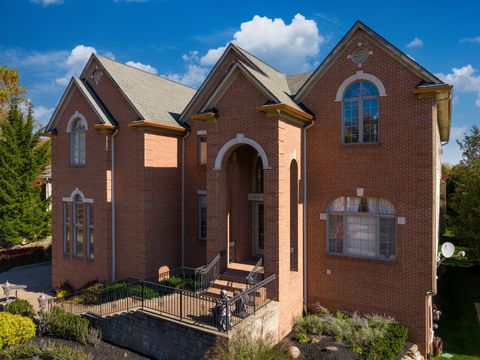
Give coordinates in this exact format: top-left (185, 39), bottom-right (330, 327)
top-left (366, 323), bottom-right (408, 360)
top-left (0, 312), bottom-right (36, 349)
top-left (4, 299), bottom-right (35, 318)
top-left (1, 340), bottom-right (93, 360)
top-left (0, 246), bottom-right (51, 272)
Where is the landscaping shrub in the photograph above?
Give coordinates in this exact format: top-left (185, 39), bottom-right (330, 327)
top-left (0, 245), bottom-right (51, 272)
top-left (1, 340), bottom-right (93, 360)
top-left (55, 280), bottom-right (75, 299)
top-left (4, 298), bottom-right (35, 318)
top-left (293, 314), bottom-right (323, 335)
top-left (366, 323), bottom-right (408, 360)
top-left (0, 312), bottom-right (36, 349)
top-left (208, 333), bottom-right (289, 360)
top-left (44, 307), bottom-right (90, 345)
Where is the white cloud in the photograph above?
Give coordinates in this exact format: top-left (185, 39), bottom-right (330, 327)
top-left (125, 61), bottom-right (157, 74)
top-left (436, 65), bottom-right (480, 107)
top-left (182, 51), bottom-right (199, 63)
top-left (460, 36), bottom-right (480, 43)
top-left (31, 0), bottom-right (63, 6)
top-left (200, 13), bottom-right (324, 74)
top-left (164, 65), bottom-right (208, 88)
top-left (406, 37), bottom-right (423, 48)
top-left (450, 126), bottom-right (467, 141)
top-left (34, 105), bottom-right (55, 124)
top-left (55, 45), bottom-right (97, 86)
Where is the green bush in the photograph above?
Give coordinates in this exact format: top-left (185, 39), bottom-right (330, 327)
top-left (4, 299), bottom-right (35, 318)
top-left (44, 307), bottom-right (90, 345)
top-left (366, 323), bottom-right (408, 360)
top-left (292, 332), bottom-right (309, 344)
top-left (55, 280), bottom-right (75, 298)
top-left (1, 340), bottom-right (93, 360)
top-left (293, 314), bottom-right (323, 335)
top-left (208, 333), bottom-right (289, 360)
top-left (0, 312), bottom-right (36, 349)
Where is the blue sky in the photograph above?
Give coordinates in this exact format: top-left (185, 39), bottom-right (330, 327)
top-left (2, 0), bottom-right (479, 164)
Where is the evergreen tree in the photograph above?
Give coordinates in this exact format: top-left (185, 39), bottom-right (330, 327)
top-left (0, 97), bottom-right (51, 246)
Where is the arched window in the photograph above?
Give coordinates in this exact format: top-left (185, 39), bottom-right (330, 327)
top-left (70, 118), bottom-right (86, 165)
top-left (327, 197), bottom-right (396, 260)
top-left (343, 81), bottom-right (379, 144)
top-left (73, 194), bottom-right (84, 257)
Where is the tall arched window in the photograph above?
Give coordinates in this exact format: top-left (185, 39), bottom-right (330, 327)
top-left (328, 197), bottom-right (396, 260)
top-left (73, 194), bottom-right (84, 257)
top-left (343, 81), bottom-right (379, 144)
top-left (252, 155), bottom-right (264, 193)
top-left (70, 118), bottom-right (86, 165)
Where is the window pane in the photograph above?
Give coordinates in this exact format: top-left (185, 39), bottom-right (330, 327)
top-left (76, 226), bottom-right (84, 257)
top-left (378, 198), bottom-right (396, 215)
top-left (343, 101), bottom-right (359, 143)
top-left (362, 98), bottom-right (379, 143)
top-left (74, 199), bottom-right (84, 257)
top-left (87, 204), bottom-right (94, 260)
top-left (346, 197), bottom-right (361, 212)
top-left (345, 215), bottom-right (376, 258)
top-left (89, 228), bottom-right (94, 260)
top-left (198, 136), bottom-right (207, 165)
top-left (344, 81), bottom-right (379, 99)
top-left (328, 197), bottom-right (344, 212)
top-left (328, 214), bottom-right (344, 253)
top-left (63, 202), bottom-right (70, 255)
top-left (380, 218), bottom-right (396, 260)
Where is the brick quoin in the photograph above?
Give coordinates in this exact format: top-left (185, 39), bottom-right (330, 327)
top-left (48, 23), bottom-right (448, 357)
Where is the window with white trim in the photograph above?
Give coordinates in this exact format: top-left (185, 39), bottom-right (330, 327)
top-left (70, 118), bottom-right (86, 165)
top-left (63, 202), bottom-right (70, 255)
top-left (343, 81), bottom-right (379, 144)
top-left (198, 194), bottom-right (207, 240)
top-left (198, 136), bottom-right (207, 166)
top-left (327, 197), bottom-right (396, 260)
top-left (73, 195), bottom-right (84, 257)
top-left (86, 203), bottom-right (94, 260)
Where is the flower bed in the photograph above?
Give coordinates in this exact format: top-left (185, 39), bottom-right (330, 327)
top-left (291, 305), bottom-right (408, 360)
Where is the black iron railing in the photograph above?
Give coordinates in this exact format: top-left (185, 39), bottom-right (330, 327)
top-left (50, 272), bottom-right (277, 333)
top-left (246, 257), bottom-right (263, 289)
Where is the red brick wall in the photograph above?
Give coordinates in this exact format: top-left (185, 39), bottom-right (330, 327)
top-left (300, 28), bottom-right (436, 354)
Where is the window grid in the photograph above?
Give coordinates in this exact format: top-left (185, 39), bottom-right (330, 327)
top-left (70, 119), bottom-right (86, 166)
top-left (63, 202), bottom-right (70, 256)
top-left (199, 194), bottom-right (207, 240)
top-left (86, 204), bottom-right (94, 260)
top-left (327, 197), bottom-right (396, 261)
top-left (342, 81), bottom-right (379, 144)
top-left (73, 195), bottom-right (84, 257)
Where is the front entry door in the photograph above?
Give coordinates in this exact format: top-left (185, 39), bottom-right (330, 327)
top-left (253, 202), bottom-right (264, 256)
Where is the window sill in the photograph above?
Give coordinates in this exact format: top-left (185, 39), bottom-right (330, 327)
top-left (341, 142), bottom-right (381, 148)
top-left (326, 252), bottom-right (397, 265)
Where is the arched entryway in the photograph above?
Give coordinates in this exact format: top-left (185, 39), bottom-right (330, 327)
top-left (225, 144), bottom-right (264, 264)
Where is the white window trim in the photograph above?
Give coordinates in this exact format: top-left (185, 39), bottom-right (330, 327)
top-left (86, 203), bottom-right (94, 260)
top-left (335, 71), bottom-right (387, 102)
top-left (66, 111), bottom-right (88, 133)
top-left (63, 202), bottom-right (70, 256)
top-left (62, 188), bottom-right (93, 203)
top-left (214, 133), bottom-right (270, 170)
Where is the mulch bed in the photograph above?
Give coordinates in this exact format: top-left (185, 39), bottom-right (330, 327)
top-left (31, 336), bottom-right (151, 360)
top-left (286, 334), bottom-right (358, 360)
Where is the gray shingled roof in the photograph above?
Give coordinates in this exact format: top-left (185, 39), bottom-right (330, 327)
top-left (286, 72), bottom-right (312, 94)
top-left (95, 55), bottom-right (196, 128)
top-left (234, 45), bottom-right (307, 110)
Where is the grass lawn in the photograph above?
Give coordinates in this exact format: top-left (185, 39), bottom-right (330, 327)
top-left (435, 265), bottom-right (480, 359)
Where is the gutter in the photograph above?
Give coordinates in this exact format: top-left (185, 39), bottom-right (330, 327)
top-left (181, 130), bottom-right (191, 267)
top-left (303, 121), bottom-right (314, 305)
top-left (111, 128), bottom-right (119, 282)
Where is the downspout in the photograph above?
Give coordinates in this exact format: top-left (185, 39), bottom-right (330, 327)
top-left (303, 121), bottom-right (314, 305)
top-left (111, 129), bottom-right (119, 282)
top-left (181, 130), bottom-right (191, 267)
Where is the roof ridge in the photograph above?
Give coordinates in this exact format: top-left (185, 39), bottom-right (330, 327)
top-left (95, 54), bottom-right (198, 91)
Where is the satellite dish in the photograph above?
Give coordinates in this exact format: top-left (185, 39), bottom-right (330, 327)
top-left (441, 242), bottom-right (455, 258)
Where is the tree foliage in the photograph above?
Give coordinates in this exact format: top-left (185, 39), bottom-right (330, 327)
top-left (446, 125), bottom-right (480, 264)
top-left (0, 66), bottom-right (26, 121)
top-left (0, 97), bottom-right (51, 246)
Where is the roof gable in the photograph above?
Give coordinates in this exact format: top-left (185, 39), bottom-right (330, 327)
top-left (294, 21), bottom-right (444, 102)
top-left (81, 54), bottom-right (196, 129)
top-left (45, 77), bottom-right (115, 132)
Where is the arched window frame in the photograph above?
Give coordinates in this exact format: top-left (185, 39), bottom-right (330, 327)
top-left (252, 154), bottom-right (264, 194)
top-left (327, 196), bottom-right (397, 261)
top-left (67, 111), bottom-right (88, 166)
top-left (342, 80), bottom-right (380, 144)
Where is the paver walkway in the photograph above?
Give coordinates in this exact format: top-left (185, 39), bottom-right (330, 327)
top-left (0, 263), bottom-right (53, 311)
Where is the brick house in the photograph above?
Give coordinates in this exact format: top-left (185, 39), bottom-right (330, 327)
top-left (45, 21), bottom-right (451, 356)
